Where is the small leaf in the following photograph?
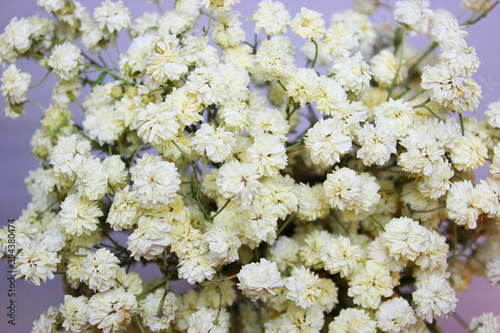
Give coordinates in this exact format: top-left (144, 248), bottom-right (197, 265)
top-left (96, 71), bottom-right (107, 85)
top-left (41, 129), bottom-right (60, 138)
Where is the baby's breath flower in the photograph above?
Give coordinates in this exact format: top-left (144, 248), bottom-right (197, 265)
top-left (237, 258), bottom-right (284, 302)
top-left (291, 7), bottom-right (326, 40)
top-left (48, 42), bottom-right (82, 81)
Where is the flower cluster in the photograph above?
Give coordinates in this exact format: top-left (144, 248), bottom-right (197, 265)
top-left (2, 0), bottom-right (500, 332)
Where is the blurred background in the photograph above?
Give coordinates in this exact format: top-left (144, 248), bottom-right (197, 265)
top-left (1, 0), bottom-right (499, 331)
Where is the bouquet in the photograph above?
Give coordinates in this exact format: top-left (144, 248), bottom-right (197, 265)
top-left (1, 0), bottom-right (500, 332)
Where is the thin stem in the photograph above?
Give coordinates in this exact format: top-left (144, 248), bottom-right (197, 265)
top-left (462, 0), bottom-right (499, 26)
top-left (369, 215), bottom-right (385, 231)
top-left (387, 28), bottom-right (406, 100)
top-left (209, 199), bottom-right (231, 220)
top-left (136, 280), bottom-right (168, 300)
top-left (459, 113), bottom-right (465, 136)
top-left (412, 97), bottom-right (431, 110)
top-left (452, 312), bottom-right (469, 330)
top-left (105, 48), bottom-right (118, 70)
top-left (277, 80), bottom-right (287, 91)
top-left (201, 273), bottom-right (239, 286)
top-left (130, 143), bottom-right (147, 164)
top-left (24, 100), bottom-right (45, 112)
top-left (412, 206), bottom-right (445, 213)
top-left (332, 210), bottom-right (348, 233)
top-left (310, 38), bottom-right (319, 69)
top-left (277, 209), bottom-right (298, 235)
top-left (135, 316), bottom-right (146, 333)
top-left (203, 8), bottom-right (216, 37)
top-left (29, 70), bottom-right (52, 89)
top-left (155, 1), bottom-right (165, 13)
top-left (77, 62), bottom-right (131, 84)
top-left (178, 190), bottom-right (208, 217)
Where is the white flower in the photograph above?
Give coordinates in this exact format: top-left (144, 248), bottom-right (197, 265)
top-left (88, 288), bottom-right (137, 333)
top-left (330, 52), bottom-right (372, 95)
top-left (450, 135), bottom-right (488, 171)
top-left (138, 288), bottom-right (177, 331)
top-left (375, 98), bottom-right (415, 138)
top-left (321, 235), bottom-right (361, 278)
top-left (130, 154), bottom-right (181, 208)
top-left (285, 266), bottom-right (322, 309)
top-left (1, 64), bottom-right (31, 106)
top-left (250, 0), bottom-right (290, 35)
top-left (324, 168), bottom-right (380, 216)
top-left (245, 134), bottom-right (287, 176)
top-left (94, 0), bottom-right (131, 34)
top-left (356, 123), bottom-right (396, 166)
top-left (185, 65), bottom-right (230, 106)
top-left (323, 22), bottom-right (359, 59)
top-left (177, 249), bottom-right (216, 284)
top-left (280, 305), bottom-right (325, 332)
top-left (305, 117), bottom-right (352, 166)
top-left (268, 236), bottom-right (300, 271)
top-left (187, 308), bottom-right (230, 333)
top-left (486, 255), bottom-right (500, 286)
top-left (237, 258), bottom-right (284, 302)
top-left (486, 100), bottom-right (500, 128)
top-left (212, 12), bottom-right (245, 48)
top-left (239, 201), bottom-right (279, 248)
top-left (127, 216), bottom-right (173, 261)
top-left (205, 222), bottom-right (241, 266)
top-left (415, 229), bottom-right (449, 271)
top-left (329, 308), bottom-right (376, 333)
top-left (347, 261), bottom-right (393, 309)
top-left (394, 0), bottom-right (433, 35)
top-left (413, 273), bottom-right (457, 322)
top-left (417, 159), bottom-right (454, 199)
top-left (381, 217), bottom-right (427, 261)
top-left (58, 194), bottom-right (103, 237)
top-left (37, 0), bottom-right (66, 12)
top-left (2, 17), bottom-right (34, 54)
top-left (398, 129), bottom-right (444, 176)
top-left (74, 157), bottom-right (109, 201)
top-left (216, 160), bottom-right (262, 206)
top-left (258, 176), bottom-right (298, 219)
top-left (324, 167), bottom-right (363, 211)
top-left (371, 49), bottom-right (407, 85)
top-left (469, 313), bottom-right (500, 333)
top-left (294, 183), bottom-right (330, 221)
top-left (48, 42), bottom-right (82, 80)
top-left (202, 0), bottom-right (239, 13)
top-left (80, 249), bottom-right (120, 292)
top-left (146, 36), bottom-right (188, 83)
top-left (446, 180), bottom-right (481, 229)
top-left (284, 67), bottom-right (321, 106)
top-left (15, 237), bottom-right (60, 285)
top-left (84, 105), bottom-right (125, 145)
top-left (376, 298), bottom-right (417, 333)
top-left (59, 295), bottom-right (90, 333)
top-left (291, 7), bottom-right (325, 39)
top-left (421, 62), bottom-right (482, 113)
top-left (136, 100), bottom-right (181, 145)
top-left (191, 124), bottom-right (236, 163)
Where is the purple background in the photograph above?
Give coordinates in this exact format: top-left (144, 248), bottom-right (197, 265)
top-left (1, 0), bottom-right (500, 331)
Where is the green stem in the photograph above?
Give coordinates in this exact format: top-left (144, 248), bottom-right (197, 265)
top-left (459, 113), bottom-right (465, 136)
top-left (387, 28), bottom-right (406, 101)
top-left (277, 209), bottom-right (298, 235)
top-left (310, 38), bottom-right (319, 69)
top-left (203, 8), bottom-right (216, 37)
top-left (208, 199), bottom-right (231, 220)
top-left (29, 70), bottom-right (52, 89)
top-left (77, 62), bottom-right (131, 85)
